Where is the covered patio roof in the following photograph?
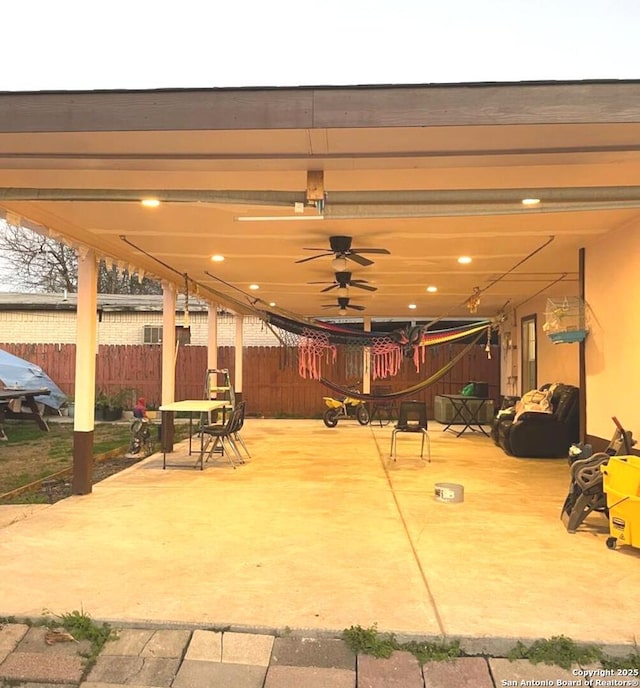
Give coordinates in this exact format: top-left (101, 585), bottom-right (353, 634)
top-left (1, 80), bottom-right (640, 320)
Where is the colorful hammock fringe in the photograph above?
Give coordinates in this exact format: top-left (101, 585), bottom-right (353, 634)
top-left (298, 328), bottom-right (336, 379)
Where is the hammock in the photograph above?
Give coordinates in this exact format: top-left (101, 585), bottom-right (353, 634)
top-left (266, 310), bottom-right (491, 346)
top-left (320, 329), bottom-right (486, 402)
top-left (264, 308), bottom-right (493, 379)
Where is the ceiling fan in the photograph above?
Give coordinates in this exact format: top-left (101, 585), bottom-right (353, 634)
top-left (295, 235), bottom-right (390, 267)
top-left (321, 297), bottom-right (366, 313)
top-left (308, 271), bottom-right (377, 293)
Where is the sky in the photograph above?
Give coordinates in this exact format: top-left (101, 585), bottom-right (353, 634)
top-left (1, 0), bottom-right (638, 288)
top-left (1, 0), bottom-right (639, 91)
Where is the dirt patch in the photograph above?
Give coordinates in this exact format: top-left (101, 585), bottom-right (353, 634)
top-left (39, 454), bottom-right (146, 503)
top-left (0, 422), bottom-right (133, 494)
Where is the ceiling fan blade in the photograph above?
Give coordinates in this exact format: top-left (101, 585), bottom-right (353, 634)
top-left (320, 284), bottom-right (338, 293)
top-left (351, 248), bottom-right (391, 255)
top-left (295, 252), bottom-right (332, 264)
top-left (351, 282), bottom-right (377, 292)
top-left (346, 253), bottom-right (374, 266)
top-left (348, 304), bottom-right (366, 311)
top-left (302, 247), bottom-right (332, 251)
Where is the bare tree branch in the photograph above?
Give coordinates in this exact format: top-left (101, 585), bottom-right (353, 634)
top-left (0, 222), bottom-right (161, 294)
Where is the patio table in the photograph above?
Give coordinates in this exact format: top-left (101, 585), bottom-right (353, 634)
top-left (159, 399), bottom-right (232, 469)
top-left (0, 387), bottom-right (51, 438)
top-left (440, 393), bottom-right (491, 438)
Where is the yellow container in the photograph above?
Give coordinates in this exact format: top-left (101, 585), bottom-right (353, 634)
top-left (601, 456), bottom-right (640, 550)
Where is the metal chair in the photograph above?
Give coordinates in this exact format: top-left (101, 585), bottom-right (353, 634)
top-left (231, 401), bottom-right (250, 459)
top-left (389, 400), bottom-right (430, 462)
top-left (201, 404), bottom-right (245, 468)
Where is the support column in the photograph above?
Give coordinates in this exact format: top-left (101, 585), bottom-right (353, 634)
top-left (234, 315), bottom-right (243, 403)
top-left (161, 283), bottom-right (177, 451)
top-left (72, 249), bottom-right (98, 495)
top-left (363, 316), bottom-right (371, 394)
top-left (207, 303), bottom-right (218, 370)
top-left (578, 247), bottom-right (586, 443)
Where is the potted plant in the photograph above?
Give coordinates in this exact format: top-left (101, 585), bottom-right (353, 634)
top-left (95, 388), bottom-right (132, 421)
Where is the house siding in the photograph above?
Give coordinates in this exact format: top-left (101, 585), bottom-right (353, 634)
top-left (0, 310), bottom-right (280, 347)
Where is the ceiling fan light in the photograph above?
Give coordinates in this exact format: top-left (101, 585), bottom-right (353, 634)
top-left (332, 256), bottom-right (348, 271)
top-left (338, 308), bottom-right (347, 315)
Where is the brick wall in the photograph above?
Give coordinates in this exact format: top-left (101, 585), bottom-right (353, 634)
top-left (0, 310), bottom-right (280, 346)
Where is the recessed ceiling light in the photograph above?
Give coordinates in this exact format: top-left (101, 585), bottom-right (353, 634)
top-left (210, 254), bottom-right (225, 262)
top-left (458, 256), bottom-right (472, 264)
top-left (426, 286), bottom-right (438, 293)
top-left (249, 284), bottom-right (260, 290)
top-left (408, 303), bottom-right (417, 310)
top-left (141, 198), bottom-right (160, 208)
top-left (522, 198), bottom-right (541, 206)
top-left (269, 301), bottom-right (277, 307)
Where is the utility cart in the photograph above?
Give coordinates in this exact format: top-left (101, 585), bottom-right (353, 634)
top-left (601, 455), bottom-right (640, 551)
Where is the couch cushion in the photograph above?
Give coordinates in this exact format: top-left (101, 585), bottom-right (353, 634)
top-left (552, 384), bottom-right (579, 424)
top-left (514, 388), bottom-right (553, 421)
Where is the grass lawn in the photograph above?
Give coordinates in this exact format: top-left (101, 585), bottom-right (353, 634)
top-left (0, 421), bottom-right (135, 496)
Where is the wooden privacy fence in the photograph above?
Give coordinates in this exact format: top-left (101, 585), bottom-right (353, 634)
top-left (0, 342), bottom-right (500, 418)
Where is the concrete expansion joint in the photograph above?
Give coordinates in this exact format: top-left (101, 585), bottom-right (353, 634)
top-left (131, 656), bottom-right (149, 680)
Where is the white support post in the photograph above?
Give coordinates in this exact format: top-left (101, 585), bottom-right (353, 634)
top-left (363, 316), bottom-right (371, 394)
top-left (162, 283), bottom-right (177, 405)
top-left (72, 248), bottom-right (98, 494)
top-left (234, 315), bottom-right (243, 400)
top-left (207, 303), bottom-right (218, 370)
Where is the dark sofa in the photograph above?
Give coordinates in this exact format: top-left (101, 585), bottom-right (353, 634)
top-left (492, 383), bottom-right (579, 458)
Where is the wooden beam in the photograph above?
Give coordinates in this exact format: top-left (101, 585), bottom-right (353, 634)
top-left (2, 83), bottom-right (640, 134)
top-left (306, 170), bottom-right (324, 202)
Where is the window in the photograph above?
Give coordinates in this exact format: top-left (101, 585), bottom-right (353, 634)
top-left (143, 325), bottom-right (163, 344)
top-left (521, 315), bottom-right (537, 393)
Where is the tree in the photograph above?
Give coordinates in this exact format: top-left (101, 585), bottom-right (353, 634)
top-left (0, 221), bottom-right (161, 294)
top-left (0, 221), bottom-right (78, 292)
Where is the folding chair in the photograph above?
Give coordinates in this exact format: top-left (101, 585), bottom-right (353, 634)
top-left (231, 401), bottom-right (250, 459)
top-left (390, 400), bottom-right (431, 462)
top-left (201, 404), bottom-right (245, 468)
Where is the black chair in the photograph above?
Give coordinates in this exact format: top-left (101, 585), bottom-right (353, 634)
top-left (389, 400), bottom-right (430, 462)
top-left (201, 404), bottom-right (245, 468)
top-left (369, 385), bottom-right (398, 427)
top-left (231, 401), bottom-right (250, 459)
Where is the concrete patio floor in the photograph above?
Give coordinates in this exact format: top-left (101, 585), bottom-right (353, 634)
top-left (1, 418), bottom-right (639, 650)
